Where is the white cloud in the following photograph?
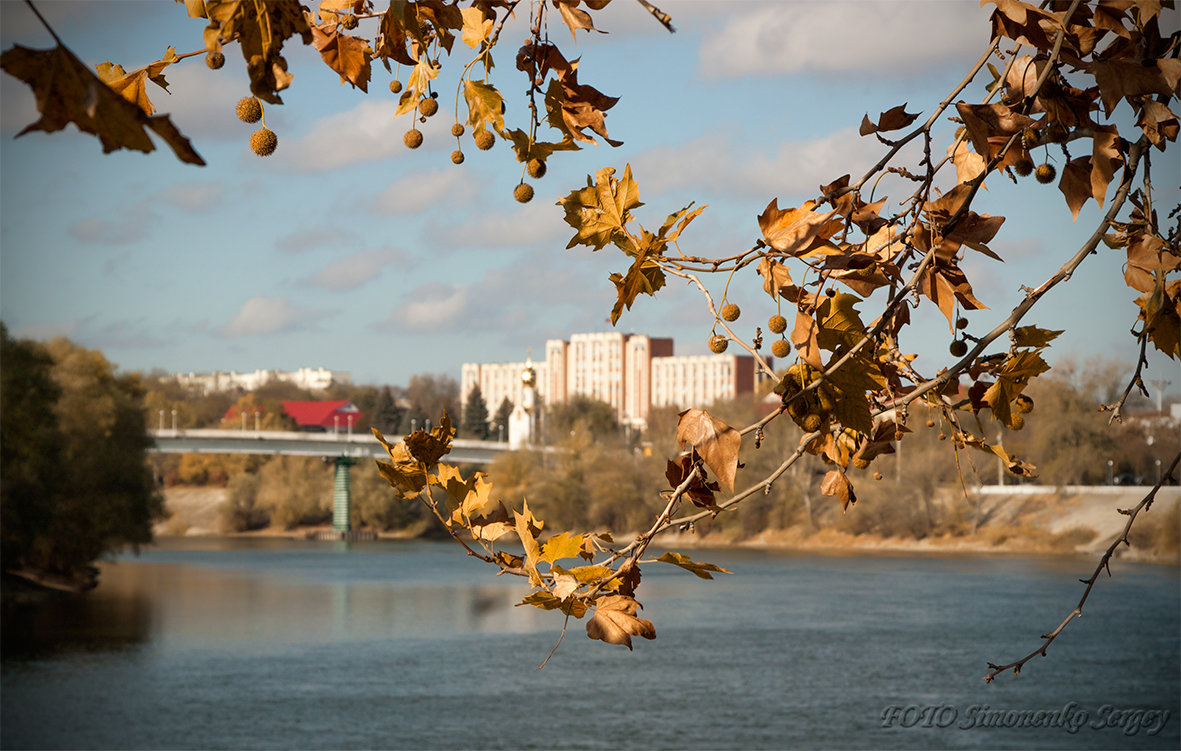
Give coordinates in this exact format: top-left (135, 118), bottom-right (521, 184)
top-left (700, 1), bottom-right (991, 79)
top-left (632, 126), bottom-right (888, 198)
top-left (371, 168), bottom-right (479, 215)
top-left (286, 99), bottom-right (452, 172)
top-left (163, 181), bottom-right (225, 213)
top-left (387, 283), bottom-right (470, 332)
top-left (301, 248), bottom-right (406, 291)
top-left (433, 201), bottom-right (571, 248)
top-left (218, 296), bottom-right (316, 337)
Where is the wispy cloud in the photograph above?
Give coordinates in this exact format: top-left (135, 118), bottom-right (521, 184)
top-left (68, 202), bottom-right (156, 245)
top-left (163, 181), bottom-right (226, 213)
top-left (274, 226), bottom-right (360, 254)
top-left (217, 296), bottom-right (321, 337)
top-left (299, 247), bottom-right (407, 291)
top-left (371, 168), bottom-right (480, 215)
top-left (700, 2), bottom-right (990, 79)
top-left (284, 99), bottom-right (452, 172)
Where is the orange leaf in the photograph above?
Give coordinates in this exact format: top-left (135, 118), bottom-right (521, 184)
top-left (675, 409), bottom-right (741, 493)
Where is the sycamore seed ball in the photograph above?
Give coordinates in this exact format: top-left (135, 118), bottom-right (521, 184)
top-left (451, 150), bottom-right (465, 165)
top-left (956, 316), bottom-right (969, 330)
top-left (474, 129), bottom-right (495, 151)
top-left (404, 129), bottom-right (423, 149)
top-left (926, 419), bottom-right (936, 428)
top-left (1014, 155), bottom-right (1035, 177)
top-left (771, 339), bottom-right (791, 358)
top-left (1009, 413), bottom-right (1026, 430)
top-left (852, 456), bottom-right (870, 470)
top-left (342, 13), bottom-right (358, 30)
top-left (1035, 162), bottom-right (1057, 184)
top-left (206, 51), bottom-right (225, 70)
top-left (451, 123), bottom-right (465, 137)
top-left (418, 97), bottom-right (439, 117)
top-left (1015, 394), bottom-right (1034, 414)
top-left (389, 79), bottom-right (403, 94)
top-left (708, 335), bottom-right (728, 354)
top-left (527, 158), bottom-right (547, 178)
top-left (250, 127), bottom-right (277, 156)
top-left (721, 303), bottom-right (741, 322)
top-left (949, 339), bottom-right (968, 358)
top-left (874, 472), bottom-right (884, 481)
top-left (514, 183), bottom-right (534, 203)
top-left (768, 314), bottom-right (787, 334)
top-left (236, 96), bottom-right (262, 124)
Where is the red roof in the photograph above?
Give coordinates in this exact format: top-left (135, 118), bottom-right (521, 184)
top-left (281, 400), bottom-right (361, 429)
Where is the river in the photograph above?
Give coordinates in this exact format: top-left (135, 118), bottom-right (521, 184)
top-left (2, 539), bottom-right (1178, 750)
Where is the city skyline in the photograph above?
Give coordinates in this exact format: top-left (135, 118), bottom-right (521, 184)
top-left (2, 2), bottom-right (1177, 400)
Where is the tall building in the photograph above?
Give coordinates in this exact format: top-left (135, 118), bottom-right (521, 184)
top-left (174, 367), bottom-right (350, 394)
top-left (460, 359), bottom-right (550, 426)
top-left (461, 332), bottom-right (767, 430)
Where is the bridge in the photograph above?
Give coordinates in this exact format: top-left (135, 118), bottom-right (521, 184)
top-left (147, 429), bottom-right (514, 539)
top-left (147, 429), bottom-right (509, 465)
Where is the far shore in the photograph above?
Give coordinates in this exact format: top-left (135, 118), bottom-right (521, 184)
top-left (155, 485), bottom-right (1181, 565)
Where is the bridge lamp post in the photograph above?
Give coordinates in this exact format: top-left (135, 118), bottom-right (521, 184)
top-left (171, 409), bottom-right (177, 432)
top-left (158, 410), bottom-right (165, 431)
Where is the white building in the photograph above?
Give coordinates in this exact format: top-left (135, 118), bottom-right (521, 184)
top-left (174, 367), bottom-right (350, 394)
top-left (462, 332), bottom-right (766, 430)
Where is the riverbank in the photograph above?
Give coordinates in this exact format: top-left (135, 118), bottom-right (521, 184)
top-left (155, 485), bottom-right (1181, 563)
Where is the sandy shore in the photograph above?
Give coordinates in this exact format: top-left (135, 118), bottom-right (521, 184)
top-left (155, 485), bottom-right (1180, 562)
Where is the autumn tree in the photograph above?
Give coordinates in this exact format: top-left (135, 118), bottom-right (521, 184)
top-left (3, 0), bottom-right (1178, 677)
top-left (1, 326), bottom-right (163, 587)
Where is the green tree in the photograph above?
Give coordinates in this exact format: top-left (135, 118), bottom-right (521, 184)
top-left (462, 384), bottom-right (490, 439)
top-left (491, 397), bottom-right (513, 442)
top-left (370, 385), bottom-right (402, 434)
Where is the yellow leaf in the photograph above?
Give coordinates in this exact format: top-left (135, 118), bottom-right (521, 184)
top-left (463, 79), bottom-right (504, 131)
top-left (460, 6), bottom-right (493, 49)
top-left (655, 551), bottom-right (732, 580)
top-left (540, 532), bottom-right (585, 564)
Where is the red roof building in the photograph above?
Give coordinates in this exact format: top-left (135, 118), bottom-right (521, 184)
top-left (281, 400), bottom-right (363, 432)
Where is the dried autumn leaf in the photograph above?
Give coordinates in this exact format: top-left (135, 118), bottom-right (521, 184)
top-left (554, 0), bottom-right (604, 40)
top-left (0, 44), bottom-right (204, 165)
top-left (655, 551), bottom-right (732, 580)
top-left (559, 164), bottom-right (643, 250)
top-left (404, 411), bottom-right (454, 465)
top-left (463, 79), bottom-right (505, 132)
top-left (202, 0), bottom-right (312, 104)
top-left (859, 103), bottom-right (919, 136)
top-left (820, 468), bottom-right (857, 511)
top-left (675, 409), bottom-right (741, 493)
top-left (311, 24), bottom-right (373, 91)
top-left (758, 199), bottom-right (843, 257)
top-left (585, 594), bottom-right (656, 649)
top-left (664, 455), bottom-right (721, 510)
top-left (95, 46), bottom-right (178, 116)
top-left (515, 499), bottom-right (545, 587)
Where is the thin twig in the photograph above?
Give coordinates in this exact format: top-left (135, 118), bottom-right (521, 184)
top-left (984, 449), bottom-right (1181, 682)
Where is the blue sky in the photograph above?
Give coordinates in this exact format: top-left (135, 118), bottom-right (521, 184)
top-left (1, 0), bottom-right (1178, 398)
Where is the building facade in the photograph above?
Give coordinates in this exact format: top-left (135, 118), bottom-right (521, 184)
top-left (462, 332), bottom-right (767, 430)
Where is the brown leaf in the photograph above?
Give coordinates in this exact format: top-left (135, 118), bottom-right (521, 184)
top-left (0, 44), bottom-right (204, 165)
top-left (311, 24), bottom-right (373, 91)
top-left (585, 594), bottom-right (656, 649)
top-left (404, 411), bottom-right (454, 465)
top-left (1058, 156), bottom-right (1092, 221)
top-left (676, 409), bottom-right (741, 492)
top-left (554, 0), bottom-right (605, 40)
top-left (203, 0), bottom-right (311, 104)
top-left (664, 455), bottom-right (721, 510)
top-left (820, 468), bottom-right (857, 511)
top-left (859, 103), bottom-right (919, 136)
top-left (792, 308), bottom-right (822, 369)
top-left (655, 551), bottom-right (731, 580)
top-left (758, 199), bottom-right (843, 256)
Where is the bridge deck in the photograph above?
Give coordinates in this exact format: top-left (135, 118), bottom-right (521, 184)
top-left (147, 429), bottom-right (509, 465)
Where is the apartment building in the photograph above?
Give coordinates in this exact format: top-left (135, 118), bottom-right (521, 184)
top-left (462, 332), bottom-right (765, 429)
top-left (174, 367), bottom-right (350, 394)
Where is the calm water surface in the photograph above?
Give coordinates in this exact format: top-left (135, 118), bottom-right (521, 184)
top-left (2, 538), bottom-right (1178, 750)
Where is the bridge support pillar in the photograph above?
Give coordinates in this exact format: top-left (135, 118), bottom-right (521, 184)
top-left (332, 457), bottom-right (357, 532)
